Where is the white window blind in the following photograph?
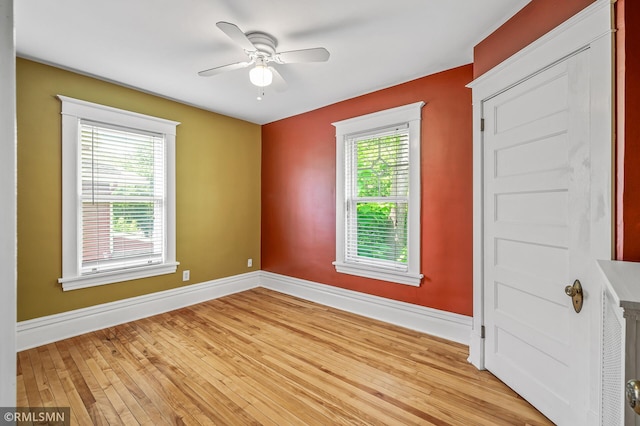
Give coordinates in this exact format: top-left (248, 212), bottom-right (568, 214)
top-left (345, 125), bottom-right (410, 271)
top-left (80, 121), bottom-right (165, 274)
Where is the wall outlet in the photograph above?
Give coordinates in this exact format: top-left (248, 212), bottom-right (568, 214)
top-left (247, 258), bottom-right (253, 268)
top-left (182, 270), bottom-right (190, 281)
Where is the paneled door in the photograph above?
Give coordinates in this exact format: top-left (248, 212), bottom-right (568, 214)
top-left (482, 50), bottom-right (592, 425)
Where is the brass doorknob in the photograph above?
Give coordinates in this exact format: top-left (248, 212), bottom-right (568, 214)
top-left (565, 285), bottom-right (578, 297)
top-left (564, 279), bottom-right (583, 313)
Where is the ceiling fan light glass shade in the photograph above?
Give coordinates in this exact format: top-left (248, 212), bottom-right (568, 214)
top-left (249, 64), bottom-right (273, 87)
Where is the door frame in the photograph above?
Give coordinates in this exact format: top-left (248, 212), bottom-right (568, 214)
top-left (0, 0), bottom-right (16, 407)
top-left (468, 0), bottom-right (613, 422)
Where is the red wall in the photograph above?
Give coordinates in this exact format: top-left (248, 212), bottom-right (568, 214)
top-left (262, 0), bottom-right (631, 318)
top-left (473, 0), bottom-right (594, 78)
top-left (262, 65), bottom-right (474, 316)
top-left (617, 0), bottom-right (640, 260)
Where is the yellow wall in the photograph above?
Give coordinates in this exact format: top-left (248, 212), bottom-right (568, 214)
top-left (16, 58), bottom-right (262, 321)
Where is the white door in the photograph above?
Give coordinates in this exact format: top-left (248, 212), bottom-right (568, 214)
top-left (482, 50), bottom-right (593, 425)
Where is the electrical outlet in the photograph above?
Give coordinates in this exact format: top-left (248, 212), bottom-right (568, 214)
top-left (182, 270), bottom-right (190, 281)
top-left (247, 258), bottom-right (253, 268)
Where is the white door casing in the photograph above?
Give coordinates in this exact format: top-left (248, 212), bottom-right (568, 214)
top-left (0, 0), bottom-right (17, 407)
top-left (468, 1), bottom-right (612, 425)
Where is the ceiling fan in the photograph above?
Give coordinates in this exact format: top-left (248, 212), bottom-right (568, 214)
top-left (198, 22), bottom-right (330, 92)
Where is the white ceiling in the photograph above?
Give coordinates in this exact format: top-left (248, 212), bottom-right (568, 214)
top-left (15, 0), bottom-right (530, 125)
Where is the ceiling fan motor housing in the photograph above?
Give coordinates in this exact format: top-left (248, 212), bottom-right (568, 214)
top-left (246, 32), bottom-right (277, 57)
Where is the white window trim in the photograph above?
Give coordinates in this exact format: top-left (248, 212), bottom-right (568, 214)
top-left (57, 95), bottom-right (180, 291)
top-left (332, 101), bottom-right (424, 286)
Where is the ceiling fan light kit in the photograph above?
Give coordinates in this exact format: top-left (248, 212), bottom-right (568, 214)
top-left (249, 62), bottom-right (273, 87)
top-left (199, 21), bottom-right (330, 92)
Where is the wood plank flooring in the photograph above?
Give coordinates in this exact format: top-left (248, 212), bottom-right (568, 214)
top-left (17, 288), bottom-right (553, 425)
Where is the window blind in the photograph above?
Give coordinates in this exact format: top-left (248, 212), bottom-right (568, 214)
top-left (344, 124), bottom-right (410, 271)
top-left (80, 120), bottom-right (165, 274)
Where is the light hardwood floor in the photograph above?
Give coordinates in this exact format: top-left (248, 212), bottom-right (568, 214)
top-left (17, 288), bottom-right (553, 425)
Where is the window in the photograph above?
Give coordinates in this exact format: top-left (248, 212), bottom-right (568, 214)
top-left (333, 102), bottom-right (424, 286)
top-left (58, 96), bottom-right (179, 291)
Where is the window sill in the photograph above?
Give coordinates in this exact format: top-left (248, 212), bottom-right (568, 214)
top-left (58, 262), bottom-right (179, 291)
top-left (333, 261), bottom-right (423, 286)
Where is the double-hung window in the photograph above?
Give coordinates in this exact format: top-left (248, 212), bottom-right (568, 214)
top-left (58, 96), bottom-right (179, 291)
top-left (333, 102), bottom-right (424, 286)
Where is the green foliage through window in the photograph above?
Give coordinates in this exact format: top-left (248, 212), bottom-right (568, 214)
top-left (348, 131), bottom-right (409, 265)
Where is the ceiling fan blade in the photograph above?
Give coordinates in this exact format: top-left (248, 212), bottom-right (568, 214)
top-left (277, 47), bottom-right (330, 63)
top-left (198, 61), bottom-right (251, 77)
top-left (269, 67), bottom-right (288, 92)
top-left (216, 21), bottom-right (256, 52)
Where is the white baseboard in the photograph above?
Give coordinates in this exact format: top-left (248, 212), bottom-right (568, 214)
top-left (17, 270), bottom-right (472, 350)
top-left (468, 329), bottom-right (485, 369)
top-left (259, 271), bottom-right (472, 345)
top-left (16, 271), bottom-right (260, 351)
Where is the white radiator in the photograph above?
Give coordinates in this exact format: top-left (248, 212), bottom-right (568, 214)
top-left (599, 260), bottom-right (640, 426)
top-left (602, 284), bottom-right (625, 425)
